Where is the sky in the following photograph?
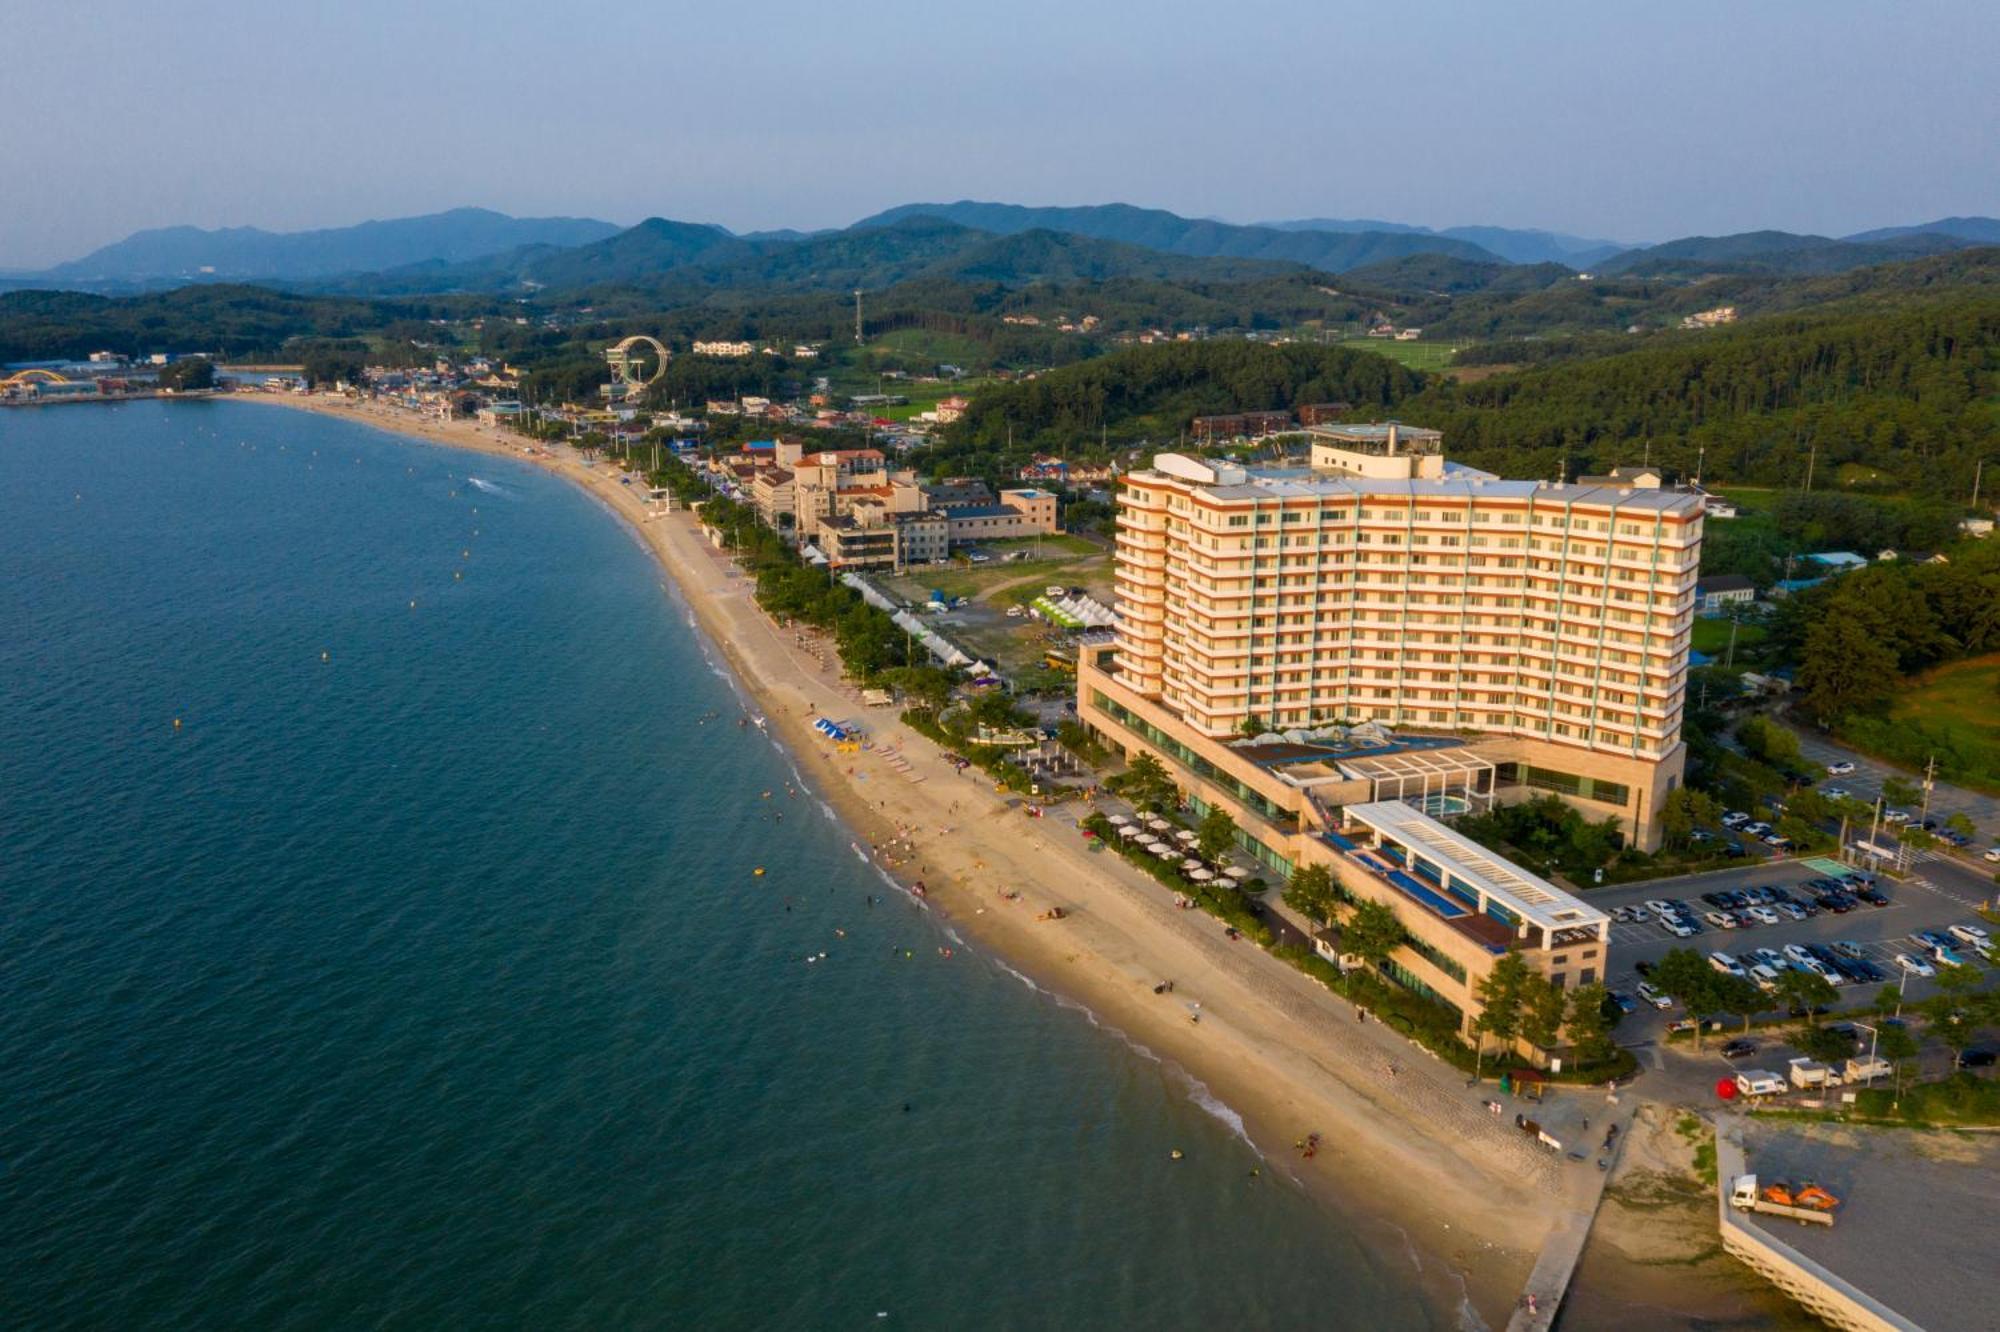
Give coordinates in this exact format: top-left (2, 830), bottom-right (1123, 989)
top-left (3, 0), bottom-right (1997, 268)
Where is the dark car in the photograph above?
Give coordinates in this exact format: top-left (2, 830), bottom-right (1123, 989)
top-left (1956, 1048), bottom-right (1998, 1069)
top-left (1609, 992), bottom-right (1639, 1015)
top-left (1721, 1039), bottom-right (1758, 1060)
top-left (1702, 891), bottom-right (1731, 908)
top-left (1857, 888), bottom-right (1890, 907)
top-left (1723, 841), bottom-right (1748, 858)
top-left (1634, 959), bottom-right (1654, 978)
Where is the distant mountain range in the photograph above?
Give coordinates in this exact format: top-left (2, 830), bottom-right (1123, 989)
top-left (1257, 217), bottom-right (1627, 268)
top-left (8, 204), bottom-right (2000, 298)
top-left (33, 208), bottom-right (622, 285)
top-left (341, 214), bottom-right (1310, 297)
top-left (849, 200), bottom-right (1501, 269)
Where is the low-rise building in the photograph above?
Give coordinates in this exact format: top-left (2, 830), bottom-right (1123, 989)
top-left (1695, 574), bottom-right (1758, 612)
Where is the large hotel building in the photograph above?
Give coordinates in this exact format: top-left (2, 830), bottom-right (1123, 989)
top-left (1077, 424), bottom-right (1705, 1033)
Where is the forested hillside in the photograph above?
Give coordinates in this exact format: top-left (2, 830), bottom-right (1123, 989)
top-left (919, 342), bottom-right (1422, 474)
top-left (1399, 299), bottom-right (1999, 494)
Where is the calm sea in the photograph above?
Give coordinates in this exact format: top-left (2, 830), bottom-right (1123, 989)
top-left (0, 400), bottom-right (1454, 1330)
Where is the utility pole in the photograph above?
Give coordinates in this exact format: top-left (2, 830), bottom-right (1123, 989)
top-left (1725, 613), bottom-right (1740, 667)
top-left (1804, 445), bottom-right (1817, 493)
top-left (853, 289), bottom-right (864, 344)
top-left (1695, 444), bottom-right (1706, 490)
top-left (1919, 754), bottom-right (1937, 827)
top-left (1974, 457), bottom-right (1987, 508)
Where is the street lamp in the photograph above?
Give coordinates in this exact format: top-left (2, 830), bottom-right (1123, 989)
top-left (1851, 1020), bottom-right (1881, 1084)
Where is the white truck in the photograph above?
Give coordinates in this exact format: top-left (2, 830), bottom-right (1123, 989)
top-left (1735, 1069), bottom-right (1786, 1097)
top-left (1730, 1174), bottom-right (1838, 1227)
top-left (1788, 1057), bottom-right (1838, 1090)
top-left (1844, 1055), bottom-right (1891, 1084)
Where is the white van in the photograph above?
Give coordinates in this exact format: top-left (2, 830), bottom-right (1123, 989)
top-left (1709, 951), bottom-right (1745, 978)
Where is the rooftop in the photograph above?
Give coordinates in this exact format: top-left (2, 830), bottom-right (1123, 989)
top-left (1341, 800), bottom-right (1609, 935)
top-left (1196, 465), bottom-right (1704, 513)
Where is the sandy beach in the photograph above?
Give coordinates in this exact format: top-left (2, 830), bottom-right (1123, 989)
top-left (235, 391), bottom-right (1605, 1325)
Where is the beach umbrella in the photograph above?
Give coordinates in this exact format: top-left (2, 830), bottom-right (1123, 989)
top-left (1106, 814), bottom-right (1130, 826)
top-left (1174, 829), bottom-right (1198, 843)
top-left (1223, 866), bottom-right (1250, 880)
top-left (1181, 858), bottom-right (1202, 872)
top-left (1147, 817), bottom-right (1172, 831)
top-left (1189, 868), bottom-right (1215, 882)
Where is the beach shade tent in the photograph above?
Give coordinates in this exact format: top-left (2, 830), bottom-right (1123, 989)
top-left (812, 718), bottom-right (849, 741)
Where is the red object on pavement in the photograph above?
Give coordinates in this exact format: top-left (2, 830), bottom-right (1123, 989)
top-left (1715, 1078), bottom-right (1739, 1100)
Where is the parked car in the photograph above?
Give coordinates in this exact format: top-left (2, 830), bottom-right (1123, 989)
top-left (1895, 953), bottom-right (1936, 978)
top-left (1709, 952), bottom-right (1746, 978)
top-left (1882, 809), bottom-right (1912, 825)
top-left (1830, 940), bottom-right (1865, 960)
top-left (1777, 902), bottom-right (1808, 922)
top-left (1983, 846), bottom-right (2000, 864)
top-left (1722, 811), bottom-right (1751, 828)
top-left (1722, 841), bottom-right (1749, 859)
top-left (1747, 906), bottom-right (1781, 927)
top-left (1948, 923), bottom-right (1991, 947)
top-left (1743, 821), bottom-right (1773, 837)
top-left (1705, 910), bottom-right (1737, 930)
top-left (1637, 982), bottom-right (1672, 1009)
top-left (1826, 761), bottom-right (1856, 776)
top-left (1856, 888), bottom-right (1890, 907)
top-left (1822, 786), bottom-right (1850, 800)
top-left (1956, 1048), bottom-right (1998, 1069)
top-left (1912, 930), bottom-right (1953, 951)
top-left (1609, 992), bottom-right (1639, 1015)
top-left (1659, 917), bottom-right (1696, 939)
top-left (1721, 1038), bottom-right (1759, 1060)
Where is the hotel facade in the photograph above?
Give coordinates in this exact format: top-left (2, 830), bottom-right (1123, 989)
top-left (1077, 425), bottom-right (1703, 1031)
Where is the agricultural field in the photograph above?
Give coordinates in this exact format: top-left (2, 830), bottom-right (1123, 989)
top-left (1335, 335), bottom-right (1463, 371)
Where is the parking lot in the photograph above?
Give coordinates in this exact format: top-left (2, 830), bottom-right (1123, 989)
top-left (1584, 860), bottom-right (1994, 1022)
top-left (1789, 731), bottom-right (1999, 847)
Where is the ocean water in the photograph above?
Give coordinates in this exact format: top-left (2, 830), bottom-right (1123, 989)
top-left (0, 401), bottom-right (1453, 1330)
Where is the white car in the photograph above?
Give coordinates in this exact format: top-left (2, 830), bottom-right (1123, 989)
top-left (1782, 943), bottom-right (1817, 966)
top-left (1948, 923), bottom-right (1991, 947)
top-left (1637, 982), bottom-right (1674, 1009)
top-left (1749, 963), bottom-right (1782, 991)
top-left (1709, 951), bottom-right (1746, 978)
top-left (1659, 918), bottom-right (1696, 938)
top-left (1983, 847), bottom-right (2000, 863)
top-left (1743, 821), bottom-right (1773, 837)
top-left (1826, 761), bottom-right (1856, 776)
top-left (1721, 811), bottom-right (1751, 828)
top-left (1705, 910), bottom-right (1738, 930)
top-left (1747, 906), bottom-right (1781, 927)
top-left (1883, 809), bottom-right (1913, 825)
top-left (1895, 953), bottom-right (1936, 978)
top-left (1822, 786), bottom-right (1850, 800)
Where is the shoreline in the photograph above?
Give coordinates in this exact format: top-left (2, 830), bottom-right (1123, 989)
top-left (230, 392), bottom-right (1582, 1326)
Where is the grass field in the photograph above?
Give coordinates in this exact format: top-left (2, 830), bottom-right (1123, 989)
top-left (1835, 652), bottom-right (2000, 795)
top-left (1891, 654), bottom-right (2000, 749)
top-left (1691, 616), bottom-right (1767, 657)
top-left (1335, 336), bottom-right (1463, 371)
